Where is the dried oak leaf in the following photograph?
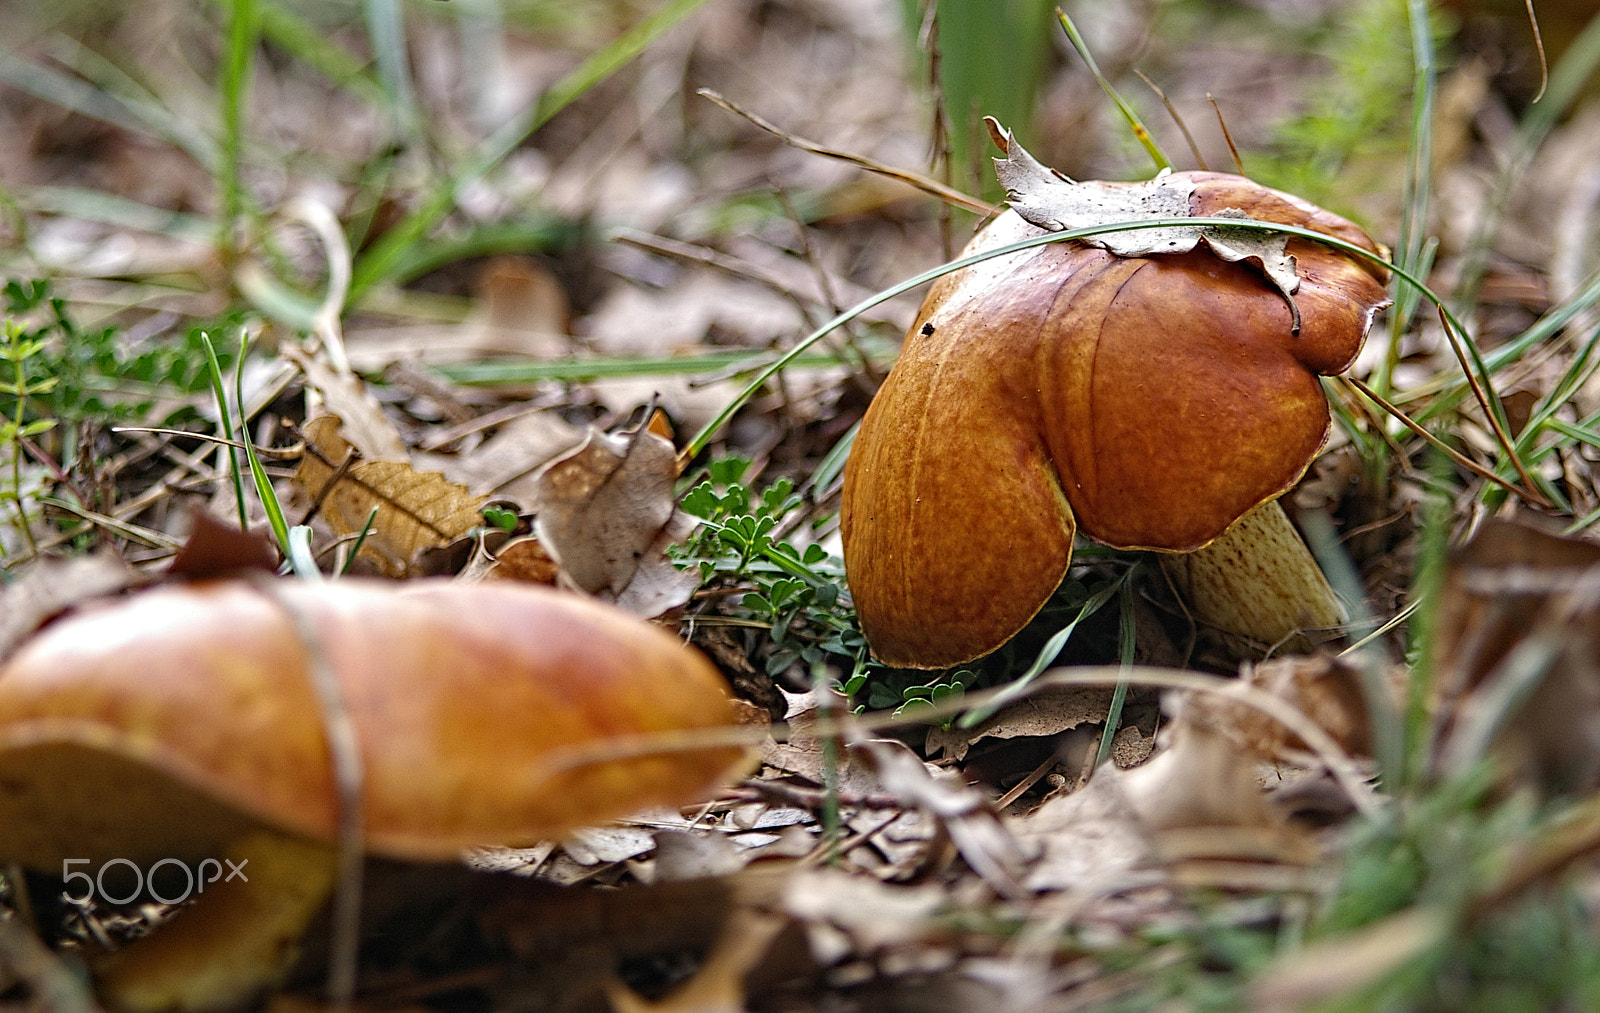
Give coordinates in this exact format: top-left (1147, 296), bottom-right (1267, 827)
top-left (293, 414), bottom-right (487, 577)
top-left (532, 422), bottom-right (698, 618)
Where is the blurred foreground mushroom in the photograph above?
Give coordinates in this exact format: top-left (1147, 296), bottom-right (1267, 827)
top-left (0, 580), bottom-right (749, 1010)
top-left (841, 127), bottom-right (1390, 667)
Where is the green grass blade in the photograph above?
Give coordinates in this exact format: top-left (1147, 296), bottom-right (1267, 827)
top-left (219, 0), bottom-right (262, 264)
top-left (349, 0), bottom-right (714, 301)
top-left (383, 216), bottom-right (582, 287)
top-left (906, 0), bottom-right (1056, 198)
top-left (14, 187), bottom-right (213, 244)
top-left (1092, 573), bottom-right (1138, 769)
top-left (363, 0), bottom-right (421, 135)
top-left (287, 525), bottom-right (323, 581)
top-left (960, 569), bottom-right (1131, 729)
top-left (434, 344), bottom-right (890, 385)
top-left (806, 421), bottom-right (859, 499)
top-left (1056, 9), bottom-right (1169, 173)
top-left (0, 48), bottom-right (218, 170)
top-left (199, 331), bottom-right (249, 532)
top-left (1376, 0), bottom-right (1437, 399)
top-left (340, 506), bottom-right (381, 576)
top-left (257, 0), bottom-right (385, 103)
top-left (232, 333), bottom-right (292, 554)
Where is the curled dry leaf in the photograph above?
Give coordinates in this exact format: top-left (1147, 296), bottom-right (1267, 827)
top-left (850, 738), bottom-right (1028, 896)
top-left (281, 345), bottom-right (407, 463)
top-left (988, 117), bottom-right (1304, 326)
top-left (1118, 693), bottom-right (1289, 833)
top-left (532, 420), bottom-right (699, 618)
top-left (293, 414), bottom-right (487, 577)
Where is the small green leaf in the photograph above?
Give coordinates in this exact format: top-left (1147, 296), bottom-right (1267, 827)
top-left (483, 506), bottom-right (519, 532)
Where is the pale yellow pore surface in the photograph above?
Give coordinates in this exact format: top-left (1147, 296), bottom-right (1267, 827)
top-left (1159, 499), bottom-right (1345, 654)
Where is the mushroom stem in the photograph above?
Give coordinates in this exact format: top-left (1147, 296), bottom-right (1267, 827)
top-left (96, 831), bottom-right (338, 1012)
top-left (1158, 499), bottom-right (1345, 655)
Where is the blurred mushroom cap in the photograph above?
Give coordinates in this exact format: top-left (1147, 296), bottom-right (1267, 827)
top-left (0, 579), bottom-right (749, 868)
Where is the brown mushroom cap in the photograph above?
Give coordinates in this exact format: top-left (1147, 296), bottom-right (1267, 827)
top-left (841, 173), bottom-right (1390, 668)
top-left (0, 579), bottom-right (748, 869)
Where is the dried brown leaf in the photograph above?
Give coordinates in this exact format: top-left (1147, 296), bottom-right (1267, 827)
top-left (282, 346), bottom-right (407, 462)
top-left (1119, 698), bottom-right (1287, 833)
top-left (533, 422), bottom-right (698, 617)
top-left (482, 535), bottom-right (561, 585)
top-left (293, 415), bottom-right (487, 577)
top-left (1223, 654), bottom-right (1380, 761)
top-left (167, 506), bottom-right (279, 579)
top-left (925, 685), bottom-right (1118, 761)
top-left (1013, 768), bottom-right (1158, 893)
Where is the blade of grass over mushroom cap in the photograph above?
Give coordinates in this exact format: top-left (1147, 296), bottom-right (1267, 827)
top-left (0, 579), bottom-right (749, 1009)
top-left (685, 215), bottom-right (1516, 470)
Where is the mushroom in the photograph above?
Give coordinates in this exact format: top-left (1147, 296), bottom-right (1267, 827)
top-left (840, 172), bottom-right (1390, 668)
top-left (0, 579), bottom-right (749, 1010)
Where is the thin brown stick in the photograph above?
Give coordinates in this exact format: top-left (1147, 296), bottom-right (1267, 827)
top-left (1522, 0), bottom-right (1548, 103)
top-left (697, 89), bottom-right (996, 216)
top-left (1206, 93), bottom-right (1245, 175)
top-left (1344, 376), bottom-right (1551, 506)
top-left (918, 0), bottom-right (960, 260)
top-left (1429, 304), bottom-right (1551, 504)
top-left (995, 752), bottom-right (1061, 809)
top-left (1136, 69), bottom-right (1207, 170)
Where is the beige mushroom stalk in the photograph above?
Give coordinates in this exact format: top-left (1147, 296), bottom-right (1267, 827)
top-left (841, 162), bottom-right (1390, 669)
top-left (0, 579), bottom-right (749, 1010)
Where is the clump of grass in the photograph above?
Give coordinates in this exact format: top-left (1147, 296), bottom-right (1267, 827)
top-left (1246, 0), bottom-right (1423, 210)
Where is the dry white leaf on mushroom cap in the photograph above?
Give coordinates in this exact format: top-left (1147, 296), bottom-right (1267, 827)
top-left (989, 118), bottom-right (1305, 326)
